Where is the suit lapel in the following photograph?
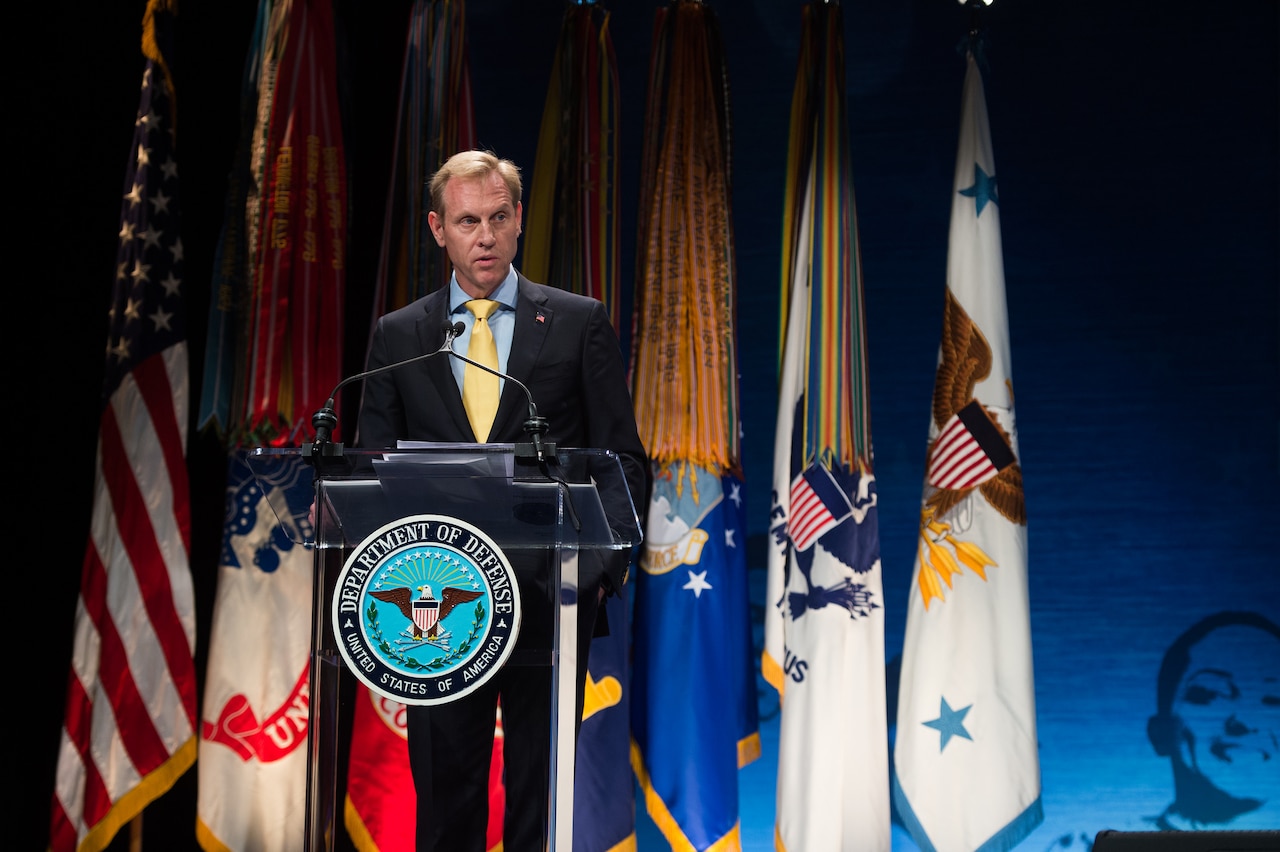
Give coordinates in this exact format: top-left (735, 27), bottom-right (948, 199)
top-left (493, 275), bottom-right (552, 439)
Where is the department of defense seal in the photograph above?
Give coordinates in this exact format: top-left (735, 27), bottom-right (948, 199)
top-left (332, 514), bottom-right (521, 705)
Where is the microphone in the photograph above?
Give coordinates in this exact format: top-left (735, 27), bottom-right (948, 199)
top-left (304, 314), bottom-right (573, 526)
top-left (438, 324), bottom-right (574, 526)
top-left (309, 321), bottom-right (464, 448)
top-left (444, 337), bottom-right (554, 465)
top-left (308, 318), bottom-right (556, 466)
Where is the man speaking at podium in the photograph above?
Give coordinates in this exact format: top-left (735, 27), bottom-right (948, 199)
top-left (356, 148), bottom-right (648, 851)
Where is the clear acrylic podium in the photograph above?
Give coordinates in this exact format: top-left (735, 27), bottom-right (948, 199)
top-left (246, 442), bottom-right (642, 852)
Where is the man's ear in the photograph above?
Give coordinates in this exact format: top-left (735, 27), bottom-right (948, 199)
top-left (1148, 712), bottom-right (1181, 757)
top-left (427, 211), bottom-right (446, 246)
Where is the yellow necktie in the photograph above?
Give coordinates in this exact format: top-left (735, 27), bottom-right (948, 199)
top-left (462, 299), bottom-right (500, 441)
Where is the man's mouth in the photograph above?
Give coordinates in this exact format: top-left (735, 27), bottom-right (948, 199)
top-left (1210, 740), bottom-right (1273, 762)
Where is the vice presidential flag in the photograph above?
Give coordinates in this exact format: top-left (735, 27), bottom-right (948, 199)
top-left (49, 3), bottom-right (198, 848)
top-left (762, 4), bottom-right (889, 850)
top-left (891, 46), bottom-right (1043, 852)
top-left (630, 3), bottom-right (759, 849)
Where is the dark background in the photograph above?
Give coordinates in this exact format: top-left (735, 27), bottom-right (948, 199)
top-left (25, 0), bottom-right (1277, 849)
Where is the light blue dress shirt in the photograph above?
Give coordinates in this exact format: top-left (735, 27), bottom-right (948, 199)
top-left (447, 268), bottom-right (518, 394)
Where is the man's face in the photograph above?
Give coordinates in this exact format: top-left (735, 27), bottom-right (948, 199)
top-left (1173, 624), bottom-right (1280, 802)
top-left (428, 171), bottom-right (522, 298)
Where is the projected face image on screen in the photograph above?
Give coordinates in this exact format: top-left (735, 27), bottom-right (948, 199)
top-left (1146, 611), bottom-right (1280, 831)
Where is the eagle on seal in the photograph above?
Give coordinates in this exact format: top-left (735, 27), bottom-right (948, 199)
top-left (371, 584), bottom-right (482, 640)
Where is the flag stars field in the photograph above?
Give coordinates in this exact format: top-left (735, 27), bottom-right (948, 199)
top-left (923, 697), bottom-right (974, 751)
top-left (150, 306), bottom-right (174, 332)
top-left (131, 259), bottom-right (151, 285)
top-left (682, 569), bottom-right (712, 598)
top-left (959, 163), bottom-right (998, 215)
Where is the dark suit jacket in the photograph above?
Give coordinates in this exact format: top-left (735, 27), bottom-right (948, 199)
top-left (356, 273), bottom-right (649, 593)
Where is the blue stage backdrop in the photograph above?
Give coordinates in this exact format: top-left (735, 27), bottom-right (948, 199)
top-left (35, 1), bottom-right (1276, 850)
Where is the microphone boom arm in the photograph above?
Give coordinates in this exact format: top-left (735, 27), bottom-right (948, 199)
top-left (307, 322), bottom-right (465, 455)
top-left (306, 320), bottom-right (554, 465)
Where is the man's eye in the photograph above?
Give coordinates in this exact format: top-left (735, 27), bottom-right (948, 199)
top-left (1182, 684), bottom-right (1221, 705)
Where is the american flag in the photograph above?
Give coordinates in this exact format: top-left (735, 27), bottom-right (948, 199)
top-left (49, 2), bottom-right (198, 849)
top-left (789, 462), bottom-right (854, 551)
top-left (926, 399), bottom-right (1016, 491)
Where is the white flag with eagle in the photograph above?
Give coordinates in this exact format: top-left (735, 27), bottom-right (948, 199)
top-left (763, 5), bottom-right (889, 849)
top-left (891, 47), bottom-right (1043, 852)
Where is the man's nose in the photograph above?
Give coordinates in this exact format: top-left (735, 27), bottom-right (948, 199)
top-left (1223, 714), bottom-right (1253, 737)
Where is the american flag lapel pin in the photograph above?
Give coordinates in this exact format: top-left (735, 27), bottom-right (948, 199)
top-left (535, 311), bottom-right (545, 324)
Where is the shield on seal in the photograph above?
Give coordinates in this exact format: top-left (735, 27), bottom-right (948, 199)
top-left (413, 597), bottom-right (441, 637)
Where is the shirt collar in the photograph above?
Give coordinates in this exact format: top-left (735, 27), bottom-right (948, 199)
top-left (450, 268), bottom-right (518, 314)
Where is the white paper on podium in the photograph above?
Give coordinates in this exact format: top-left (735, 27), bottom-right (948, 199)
top-left (375, 440), bottom-right (516, 479)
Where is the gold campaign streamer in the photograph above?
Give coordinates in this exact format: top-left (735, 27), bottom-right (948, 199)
top-left (631, 0), bottom-right (739, 475)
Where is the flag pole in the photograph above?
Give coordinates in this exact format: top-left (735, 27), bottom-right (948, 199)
top-left (962, 0), bottom-right (990, 41)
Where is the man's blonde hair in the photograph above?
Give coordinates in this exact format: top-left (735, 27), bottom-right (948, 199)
top-left (428, 149), bottom-right (522, 216)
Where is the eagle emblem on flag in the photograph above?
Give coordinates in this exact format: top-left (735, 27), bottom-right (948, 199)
top-left (915, 289), bottom-right (1026, 608)
top-left (925, 288), bottom-right (1024, 525)
top-left (776, 459), bottom-right (880, 621)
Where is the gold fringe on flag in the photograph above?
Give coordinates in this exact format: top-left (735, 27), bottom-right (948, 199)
top-left (631, 0), bottom-right (739, 475)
